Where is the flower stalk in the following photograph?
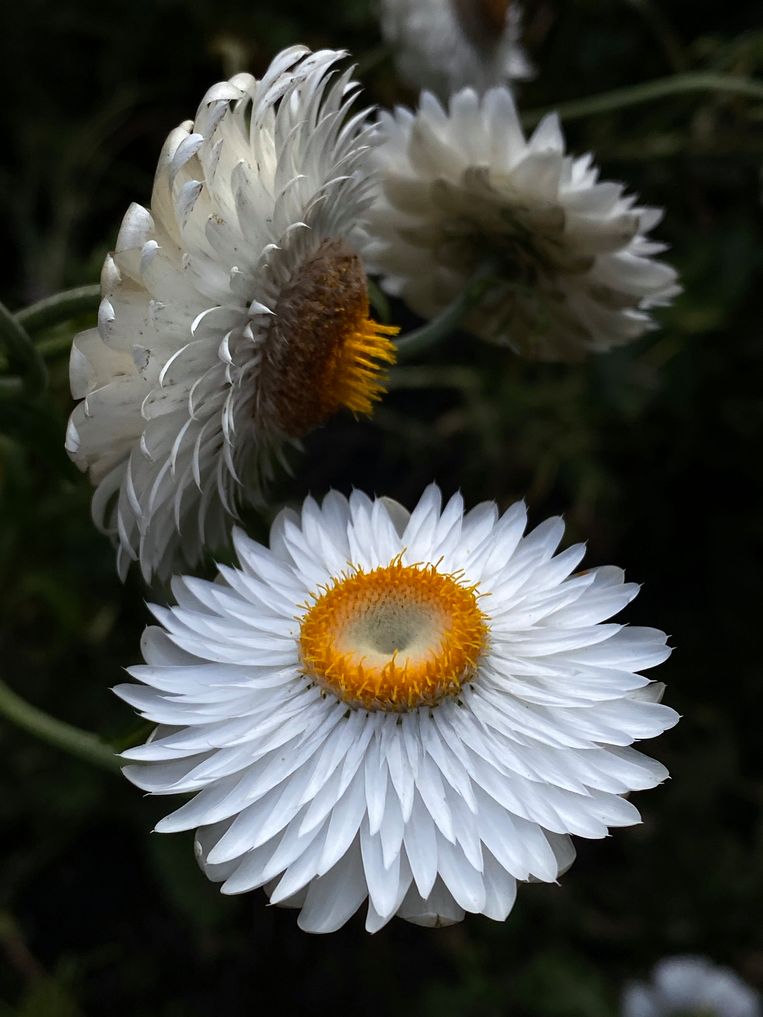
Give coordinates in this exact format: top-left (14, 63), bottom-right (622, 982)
top-left (394, 277), bottom-right (493, 361)
top-left (15, 284), bottom-right (101, 337)
top-left (521, 72), bottom-right (763, 128)
top-left (0, 679), bottom-right (120, 774)
top-left (0, 302), bottom-right (48, 398)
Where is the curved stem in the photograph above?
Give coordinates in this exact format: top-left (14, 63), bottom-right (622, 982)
top-left (0, 679), bottom-right (120, 774)
top-left (395, 279), bottom-right (491, 361)
top-left (521, 73), bottom-right (763, 128)
top-left (16, 284), bottom-right (100, 337)
top-left (0, 303), bottom-right (47, 397)
top-left (368, 278), bottom-right (391, 324)
top-left (387, 365), bottom-right (480, 391)
top-left (36, 333), bottom-right (80, 360)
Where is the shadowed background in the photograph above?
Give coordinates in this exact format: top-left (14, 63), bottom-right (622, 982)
top-left (1, 1), bottom-right (761, 1014)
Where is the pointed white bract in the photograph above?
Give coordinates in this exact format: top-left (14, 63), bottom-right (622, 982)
top-left (117, 484), bottom-right (677, 933)
top-left (365, 87), bottom-right (680, 360)
top-left (65, 47), bottom-right (376, 581)
top-left (622, 957), bottom-right (762, 1017)
top-left (379, 0), bottom-right (533, 98)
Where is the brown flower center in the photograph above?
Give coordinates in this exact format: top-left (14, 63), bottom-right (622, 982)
top-left (261, 239), bottom-right (398, 438)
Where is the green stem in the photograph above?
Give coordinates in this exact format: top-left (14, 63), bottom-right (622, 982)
top-left (36, 333), bottom-right (78, 360)
top-left (521, 73), bottom-right (763, 128)
top-left (0, 303), bottom-right (47, 397)
top-left (0, 679), bottom-right (121, 774)
top-left (387, 365), bottom-right (479, 391)
top-left (395, 278), bottom-right (491, 361)
top-left (0, 332), bottom-right (73, 374)
top-left (368, 278), bottom-right (391, 324)
top-left (16, 284), bottom-right (100, 337)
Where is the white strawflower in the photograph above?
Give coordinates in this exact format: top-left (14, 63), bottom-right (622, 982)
top-left (65, 47), bottom-right (397, 582)
top-left (623, 957), bottom-right (762, 1017)
top-left (365, 87), bottom-right (680, 360)
top-left (379, 0), bottom-right (533, 98)
top-left (117, 484), bottom-right (677, 933)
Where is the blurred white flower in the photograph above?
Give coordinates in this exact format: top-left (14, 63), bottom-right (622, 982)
top-left (365, 86), bottom-right (680, 360)
top-left (117, 484), bottom-right (676, 933)
top-left (379, 0), bottom-right (533, 98)
top-left (623, 956), bottom-right (762, 1017)
top-left (66, 46), bottom-right (396, 582)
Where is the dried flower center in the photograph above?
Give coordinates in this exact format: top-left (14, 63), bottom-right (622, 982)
top-left (299, 557), bottom-right (488, 712)
top-left (262, 238), bottom-right (398, 438)
top-left (452, 0), bottom-right (511, 44)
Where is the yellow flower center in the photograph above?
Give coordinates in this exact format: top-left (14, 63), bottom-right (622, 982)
top-left (299, 557), bottom-right (488, 712)
top-left (263, 238), bottom-right (398, 438)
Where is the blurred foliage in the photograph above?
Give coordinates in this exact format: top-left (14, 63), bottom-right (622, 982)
top-left (1, 0), bottom-right (762, 1014)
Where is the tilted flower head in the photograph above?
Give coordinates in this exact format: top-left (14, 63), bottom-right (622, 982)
top-left (66, 47), bottom-right (397, 581)
top-left (365, 87), bottom-right (680, 360)
top-left (622, 957), bottom-right (762, 1017)
top-left (117, 485), bottom-right (677, 933)
top-left (380, 0), bottom-right (532, 99)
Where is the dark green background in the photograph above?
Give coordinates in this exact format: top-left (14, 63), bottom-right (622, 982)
top-left (1, 1), bottom-right (761, 1014)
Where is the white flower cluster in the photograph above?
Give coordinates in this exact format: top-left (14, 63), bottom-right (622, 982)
top-left (67, 47), bottom-right (387, 581)
top-left (365, 89), bottom-right (680, 359)
top-left (623, 957), bottom-right (762, 1017)
top-left (66, 42), bottom-right (679, 577)
top-left (379, 0), bottom-right (533, 99)
top-left (63, 32), bottom-right (682, 933)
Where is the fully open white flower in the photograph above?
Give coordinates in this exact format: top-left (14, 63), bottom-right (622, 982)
top-left (117, 484), bottom-right (677, 933)
top-left (365, 87), bottom-right (680, 360)
top-left (623, 957), bottom-right (762, 1017)
top-left (65, 47), bottom-right (397, 581)
top-left (379, 0), bottom-right (532, 98)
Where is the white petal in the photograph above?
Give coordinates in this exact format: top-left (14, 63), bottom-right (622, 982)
top-left (297, 838), bottom-right (367, 933)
